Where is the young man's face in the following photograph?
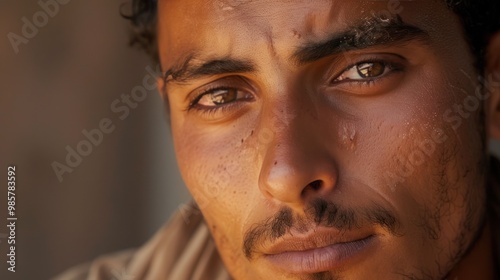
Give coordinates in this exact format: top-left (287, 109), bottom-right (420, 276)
top-left (158, 0), bottom-right (492, 279)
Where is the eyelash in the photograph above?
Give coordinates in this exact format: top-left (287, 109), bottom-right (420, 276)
top-left (188, 86), bottom-right (227, 108)
top-left (190, 102), bottom-right (235, 117)
top-left (186, 59), bottom-right (404, 116)
top-left (186, 85), bottom-right (251, 116)
top-left (330, 59), bottom-right (403, 86)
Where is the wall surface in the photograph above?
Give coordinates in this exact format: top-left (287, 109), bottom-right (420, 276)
top-left (0, 1), bottom-right (190, 279)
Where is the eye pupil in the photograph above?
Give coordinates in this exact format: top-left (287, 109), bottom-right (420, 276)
top-left (211, 89), bottom-right (237, 105)
top-left (356, 62), bottom-right (385, 78)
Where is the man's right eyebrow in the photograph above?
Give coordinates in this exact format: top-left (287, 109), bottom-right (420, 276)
top-left (164, 56), bottom-right (256, 84)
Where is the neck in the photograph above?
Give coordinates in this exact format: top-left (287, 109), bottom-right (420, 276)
top-left (447, 221), bottom-right (496, 280)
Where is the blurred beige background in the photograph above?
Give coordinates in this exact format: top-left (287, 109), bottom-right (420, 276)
top-left (0, 1), bottom-right (190, 279)
top-left (1, 1), bottom-right (500, 280)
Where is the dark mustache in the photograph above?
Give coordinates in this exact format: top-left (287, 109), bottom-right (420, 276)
top-left (243, 198), bottom-right (400, 259)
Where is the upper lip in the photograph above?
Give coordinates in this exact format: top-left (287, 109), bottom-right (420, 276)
top-left (261, 227), bottom-right (374, 255)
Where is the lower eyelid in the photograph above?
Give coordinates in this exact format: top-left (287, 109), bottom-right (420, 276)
top-left (190, 99), bottom-right (249, 119)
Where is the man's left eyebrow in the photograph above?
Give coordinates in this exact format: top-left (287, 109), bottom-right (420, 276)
top-left (164, 57), bottom-right (256, 84)
top-left (293, 16), bottom-right (430, 64)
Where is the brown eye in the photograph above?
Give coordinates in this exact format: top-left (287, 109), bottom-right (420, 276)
top-left (333, 61), bottom-right (396, 83)
top-left (193, 87), bottom-right (253, 108)
top-left (356, 62), bottom-right (385, 78)
top-left (211, 89), bottom-right (238, 105)
top-left (187, 76), bottom-right (256, 117)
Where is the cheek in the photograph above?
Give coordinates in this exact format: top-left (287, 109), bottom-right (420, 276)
top-left (174, 124), bottom-right (245, 203)
top-left (329, 66), bottom-right (486, 275)
top-left (357, 64), bottom-right (486, 264)
top-left (172, 118), bottom-right (264, 276)
top-left (359, 59), bottom-right (484, 195)
top-left (172, 118), bottom-right (259, 229)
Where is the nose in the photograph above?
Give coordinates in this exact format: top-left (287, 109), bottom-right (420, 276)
top-left (257, 105), bottom-right (338, 209)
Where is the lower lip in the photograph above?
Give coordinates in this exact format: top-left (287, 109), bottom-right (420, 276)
top-left (264, 235), bottom-right (376, 273)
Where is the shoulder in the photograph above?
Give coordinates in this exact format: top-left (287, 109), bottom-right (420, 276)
top-left (53, 202), bottom-right (231, 280)
top-left (52, 249), bottom-right (136, 280)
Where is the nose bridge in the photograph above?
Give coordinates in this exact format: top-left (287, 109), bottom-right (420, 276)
top-left (257, 96), bottom-right (338, 208)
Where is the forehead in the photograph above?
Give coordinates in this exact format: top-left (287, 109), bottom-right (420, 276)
top-left (157, 0), bottom-right (459, 68)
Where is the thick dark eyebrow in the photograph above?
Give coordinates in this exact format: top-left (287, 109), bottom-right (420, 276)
top-left (163, 16), bottom-right (428, 84)
top-left (164, 57), bottom-right (256, 84)
top-left (294, 15), bottom-right (430, 64)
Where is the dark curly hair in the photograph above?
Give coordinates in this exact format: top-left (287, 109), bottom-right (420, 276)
top-left (122, 0), bottom-right (158, 61)
top-left (122, 0), bottom-right (500, 72)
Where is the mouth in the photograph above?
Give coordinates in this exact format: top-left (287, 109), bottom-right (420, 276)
top-left (262, 229), bottom-right (377, 273)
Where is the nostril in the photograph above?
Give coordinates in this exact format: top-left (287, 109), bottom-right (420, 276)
top-left (309, 180), bottom-right (322, 190)
top-left (301, 180), bottom-right (323, 197)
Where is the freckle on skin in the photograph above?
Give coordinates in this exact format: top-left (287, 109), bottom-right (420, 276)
top-left (339, 121), bottom-right (357, 151)
top-left (292, 29), bottom-right (301, 39)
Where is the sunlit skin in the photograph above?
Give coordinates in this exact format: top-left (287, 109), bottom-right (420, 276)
top-left (157, 0), bottom-right (500, 279)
